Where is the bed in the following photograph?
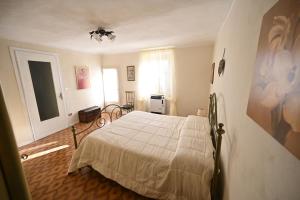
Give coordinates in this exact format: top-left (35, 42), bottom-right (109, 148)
top-left (68, 93), bottom-right (224, 200)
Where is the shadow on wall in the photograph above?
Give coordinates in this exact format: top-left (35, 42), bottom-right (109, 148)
top-left (216, 92), bottom-right (239, 200)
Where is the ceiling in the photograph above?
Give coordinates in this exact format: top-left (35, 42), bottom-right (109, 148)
top-left (0, 0), bottom-right (232, 54)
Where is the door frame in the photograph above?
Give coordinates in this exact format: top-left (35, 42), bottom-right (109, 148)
top-left (9, 47), bottom-right (68, 145)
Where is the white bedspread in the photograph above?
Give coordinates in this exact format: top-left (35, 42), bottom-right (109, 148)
top-left (68, 111), bottom-right (214, 200)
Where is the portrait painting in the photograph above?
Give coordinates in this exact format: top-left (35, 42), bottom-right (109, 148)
top-left (75, 66), bottom-right (91, 89)
top-left (247, 0), bottom-right (300, 159)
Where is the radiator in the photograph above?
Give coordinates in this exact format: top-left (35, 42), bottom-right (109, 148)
top-left (150, 95), bottom-right (166, 114)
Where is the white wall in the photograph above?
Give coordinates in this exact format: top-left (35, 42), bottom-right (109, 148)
top-left (175, 46), bottom-right (213, 116)
top-left (212, 0), bottom-right (300, 199)
top-left (102, 45), bottom-right (213, 116)
top-left (0, 38), bottom-right (103, 146)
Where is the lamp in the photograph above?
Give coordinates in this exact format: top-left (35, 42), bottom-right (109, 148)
top-left (89, 27), bottom-right (116, 42)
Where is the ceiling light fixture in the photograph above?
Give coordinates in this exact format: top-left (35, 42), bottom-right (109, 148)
top-left (89, 27), bottom-right (116, 42)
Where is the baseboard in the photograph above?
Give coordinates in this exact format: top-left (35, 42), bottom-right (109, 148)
top-left (17, 139), bottom-right (34, 148)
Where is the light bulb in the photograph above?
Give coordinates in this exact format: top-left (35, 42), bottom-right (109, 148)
top-left (107, 34), bottom-right (116, 40)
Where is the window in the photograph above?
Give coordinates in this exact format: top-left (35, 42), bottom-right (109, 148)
top-left (138, 49), bottom-right (174, 98)
top-left (102, 68), bottom-right (119, 104)
top-left (137, 49), bottom-right (176, 115)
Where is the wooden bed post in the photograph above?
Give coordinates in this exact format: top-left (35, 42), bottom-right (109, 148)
top-left (211, 123), bottom-right (225, 200)
top-left (71, 126), bottom-right (78, 149)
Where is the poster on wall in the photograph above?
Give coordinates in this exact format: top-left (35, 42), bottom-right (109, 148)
top-left (127, 66), bottom-right (135, 81)
top-left (75, 66), bottom-right (91, 89)
top-left (247, 0), bottom-right (300, 159)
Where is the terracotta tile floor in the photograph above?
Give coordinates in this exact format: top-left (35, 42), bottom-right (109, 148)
top-left (19, 114), bottom-right (152, 200)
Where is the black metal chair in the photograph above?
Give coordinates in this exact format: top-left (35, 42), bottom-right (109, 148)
top-left (121, 91), bottom-right (135, 113)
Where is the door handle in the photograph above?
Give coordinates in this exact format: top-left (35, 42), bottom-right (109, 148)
top-left (59, 92), bottom-right (63, 100)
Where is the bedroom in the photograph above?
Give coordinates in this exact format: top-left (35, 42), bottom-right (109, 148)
top-left (0, 0), bottom-right (299, 200)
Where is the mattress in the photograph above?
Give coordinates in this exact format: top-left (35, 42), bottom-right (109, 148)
top-left (68, 111), bottom-right (214, 200)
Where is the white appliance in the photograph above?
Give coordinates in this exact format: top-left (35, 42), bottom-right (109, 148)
top-left (150, 95), bottom-right (166, 114)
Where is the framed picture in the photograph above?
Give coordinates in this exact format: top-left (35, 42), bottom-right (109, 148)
top-left (247, 0), bottom-right (300, 159)
top-left (75, 66), bottom-right (91, 89)
top-left (211, 62), bottom-right (215, 84)
top-left (127, 66), bottom-right (135, 81)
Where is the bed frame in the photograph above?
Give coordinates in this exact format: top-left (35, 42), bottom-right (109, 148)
top-left (71, 104), bottom-right (123, 149)
top-left (71, 93), bottom-right (225, 200)
top-left (209, 93), bottom-right (225, 200)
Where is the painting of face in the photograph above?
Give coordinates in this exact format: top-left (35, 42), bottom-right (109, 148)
top-left (247, 0), bottom-right (300, 159)
top-left (75, 66), bottom-right (91, 89)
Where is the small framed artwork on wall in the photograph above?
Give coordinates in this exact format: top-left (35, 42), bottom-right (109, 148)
top-left (75, 66), bottom-right (91, 89)
top-left (211, 62), bottom-right (215, 84)
top-left (127, 66), bottom-right (135, 81)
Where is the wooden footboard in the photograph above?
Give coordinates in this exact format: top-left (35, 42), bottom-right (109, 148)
top-left (71, 104), bottom-right (122, 149)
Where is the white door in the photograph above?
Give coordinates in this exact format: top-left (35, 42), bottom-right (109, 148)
top-left (13, 49), bottom-right (67, 140)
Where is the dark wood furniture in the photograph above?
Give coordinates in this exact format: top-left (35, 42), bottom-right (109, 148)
top-left (78, 106), bottom-right (101, 123)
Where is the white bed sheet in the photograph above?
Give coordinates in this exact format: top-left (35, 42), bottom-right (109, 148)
top-left (68, 111), bottom-right (214, 200)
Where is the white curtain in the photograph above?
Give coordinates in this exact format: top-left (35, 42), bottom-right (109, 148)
top-left (137, 49), bottom-right (177, 115)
